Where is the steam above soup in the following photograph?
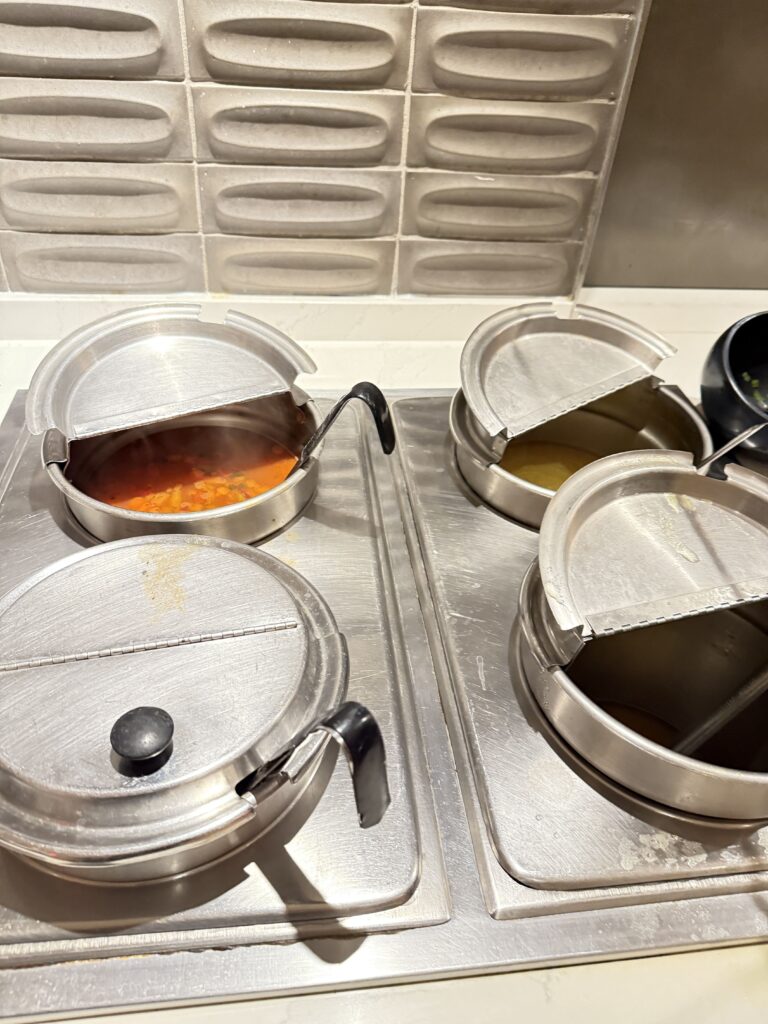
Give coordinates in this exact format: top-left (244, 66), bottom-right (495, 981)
top-left (78, 426), bottom-right (298, 514)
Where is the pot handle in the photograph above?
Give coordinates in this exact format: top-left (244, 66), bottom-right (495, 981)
top-left (295, 382), bottom-right (396, 472)
top-left (43, 428), bottom-right (69, 467)
top-left (239, 701), bottom-right (391, 829)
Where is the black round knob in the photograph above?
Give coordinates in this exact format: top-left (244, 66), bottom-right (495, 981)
top-left (110, 706), bottom-right (174, 777)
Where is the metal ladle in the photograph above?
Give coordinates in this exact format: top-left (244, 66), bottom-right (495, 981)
top-left (696, 421), bottom-right (768, 476)
top-left (675, 422), bottom-right (768, 753)
top-left (292, 381), bottom-right (396, 474)
top-left (674, 662), bottom-right (768, 757)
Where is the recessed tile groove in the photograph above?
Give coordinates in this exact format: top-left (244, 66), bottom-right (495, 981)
top-left (0, 0), bottom-right (650, 296)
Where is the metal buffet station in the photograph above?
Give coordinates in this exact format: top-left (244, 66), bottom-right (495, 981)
top-left (0, 0), bottom-right (767, 1017)
top-left (3, 300), bottom-right (768, 1020)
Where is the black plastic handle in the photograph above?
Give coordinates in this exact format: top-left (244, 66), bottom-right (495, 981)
top-left (296, 382), bottom-right (396, 472)
top-left (240, 700), bottom-right (391, 829)
top-left (318, 701), bottom-right (391, 829)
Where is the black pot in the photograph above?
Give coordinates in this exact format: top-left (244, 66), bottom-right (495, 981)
top-left (701, 311), bottom-right (768, 463)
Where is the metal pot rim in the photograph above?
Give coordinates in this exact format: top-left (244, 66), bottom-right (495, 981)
top-left (549, 660), bottom-right (768, 786)
top-left (47, 456), bottom-right (318, 526)
top-left (450, 389), bottom-right (557, 498)
top-left (450, 382), bottom-right (715, 508)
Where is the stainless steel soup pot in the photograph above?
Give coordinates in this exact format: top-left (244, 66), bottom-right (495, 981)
top-left (450, 301), bottom-right (712, 527)
top-left (50, 395), bottom-right (320, 544)
top-left (515, 559), bottom-right (768, 822)
top-left (0, 536), bottom-right (390, 883)
top-left (26, 304), bottom-right (392, 544)
top-left (451, 377), bottom-right (712, 528)
top-left (513, 449), bottom-right (768, 822)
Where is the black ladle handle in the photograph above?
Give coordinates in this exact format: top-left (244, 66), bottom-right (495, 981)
top-left (296, 382), bottom-right (395, 472)
top-left (238, 700), bottom-right (391, 829)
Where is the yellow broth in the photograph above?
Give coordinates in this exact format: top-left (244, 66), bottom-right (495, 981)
top-left (499, 440), bottom-right (596, 491)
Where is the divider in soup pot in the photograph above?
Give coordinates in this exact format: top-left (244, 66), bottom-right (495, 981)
top-left (515, 448), bottom-right (768, 820)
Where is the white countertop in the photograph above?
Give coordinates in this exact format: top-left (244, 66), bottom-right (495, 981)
top-left (3, 287), bottom-right (768, 413)
top-left (2, 287), bottom-right (768, 1023)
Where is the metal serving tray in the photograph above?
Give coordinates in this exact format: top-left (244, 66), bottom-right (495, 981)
top-left (4, 391), bottom-right (768, 1022)
top-left (0, 391), bottom-right (449, 967)
top-left (393, 395), bottom-right (768, 916)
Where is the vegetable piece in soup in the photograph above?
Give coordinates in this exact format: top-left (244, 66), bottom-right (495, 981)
top-left (80, 426), bottom-right (298, 514)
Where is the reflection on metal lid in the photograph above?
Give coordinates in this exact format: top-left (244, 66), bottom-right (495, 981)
top-left (25, 303), bottom-right (316, 440)
top-left (539, 449), bottom-right (768, 639)
top-left (460, 302), bottom-right (674, 442)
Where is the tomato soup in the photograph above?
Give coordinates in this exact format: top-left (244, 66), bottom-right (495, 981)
top-left (80, 426), bottom-right (298, 514)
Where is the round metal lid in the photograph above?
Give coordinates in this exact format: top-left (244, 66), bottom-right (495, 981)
top-left (460, 302), bottom-right (674, 444)
top-left (539, 450), bottom-right (768, 640)
top-left (0, 535), bottom-right (346, 865)
top-left (25, 303), bottom-right (317, 441)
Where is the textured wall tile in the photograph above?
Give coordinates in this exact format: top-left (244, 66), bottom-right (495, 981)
top-left (0, 0), bottom-right (184, 80)
top-left (0, 79), bottom-right (191, 161)
top-left (185, 0), bottom-right (413, 90)
top-left (199, 165), bottom-right (399, 237)
top-left (413, 10), bottom-right (630, 102)
top-left (0, 0), bottom-right (646, 296)
top-left (206, 235), bottom-right (394, 294)
top-left (403, 170), bottom-right (594, 241)
top-left (397, 239), bottom-right (579, 295)
top-left (194, 87), bottom-right (404, 166)
top-left (407, 96), bottom-right (611, 174)
top-left (418, 0), bottom-right (636, 11)
top-left (0, 160), bottom-right (197, 233)
top-left (0, 232), bottom-right (204, 292)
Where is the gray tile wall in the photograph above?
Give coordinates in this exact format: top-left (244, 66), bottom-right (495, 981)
top-left (0, 0), bottom-right (649, 296)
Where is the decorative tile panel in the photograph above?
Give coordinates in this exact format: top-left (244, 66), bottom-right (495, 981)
top-left (0, 0), bottom-right (650, 295)
top-left (0, 160), bottom-right (197, 232)
top-left (402, 170), bottom-right (594, 241)
top-left (0, 231), bottom-right (204, 292)
top-left (199, 165), bottom-right (399, 237)
top-left (412, 10), bottom-right (630, 101)
top-left (397, 238), bottom-right (579, 294)
top-left (193, 87), bottom-right (404, 166)
top-left (0, 0), bottom-right (184, 80)
top-left (186, 0), bottom-right (413, 91)
top-left (206, 235), bottom-right (395, 294)
top-left (0, 79), bottom-right (191, 161)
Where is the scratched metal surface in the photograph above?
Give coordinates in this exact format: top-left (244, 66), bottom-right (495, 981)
top-left (393, 395), bottom-right (768, 914)
top-left (0, 392), bottom-right (449, 965)
top-left (6, 391), bottom-right (768, 1022)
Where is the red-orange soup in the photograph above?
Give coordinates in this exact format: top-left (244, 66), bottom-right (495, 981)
top-left (80, 426), bottom-right (298, 514)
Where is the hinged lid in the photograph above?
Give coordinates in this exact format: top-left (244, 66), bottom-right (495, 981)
top-left (539, 450), bottom-right (768, 641)
top-left (460, 302), bottom-right (674, 445)
top-left (25, 303), bottom-right (317, 441)
top-left (0, 535), bottom-right (346, 864)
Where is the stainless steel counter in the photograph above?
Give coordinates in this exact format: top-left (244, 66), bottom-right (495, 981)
top-left (2, 391), bottom-right (768, 1022)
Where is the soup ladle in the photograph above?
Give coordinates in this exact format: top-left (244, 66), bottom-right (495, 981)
top-left (292, 382), bottom-right (396, 474)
